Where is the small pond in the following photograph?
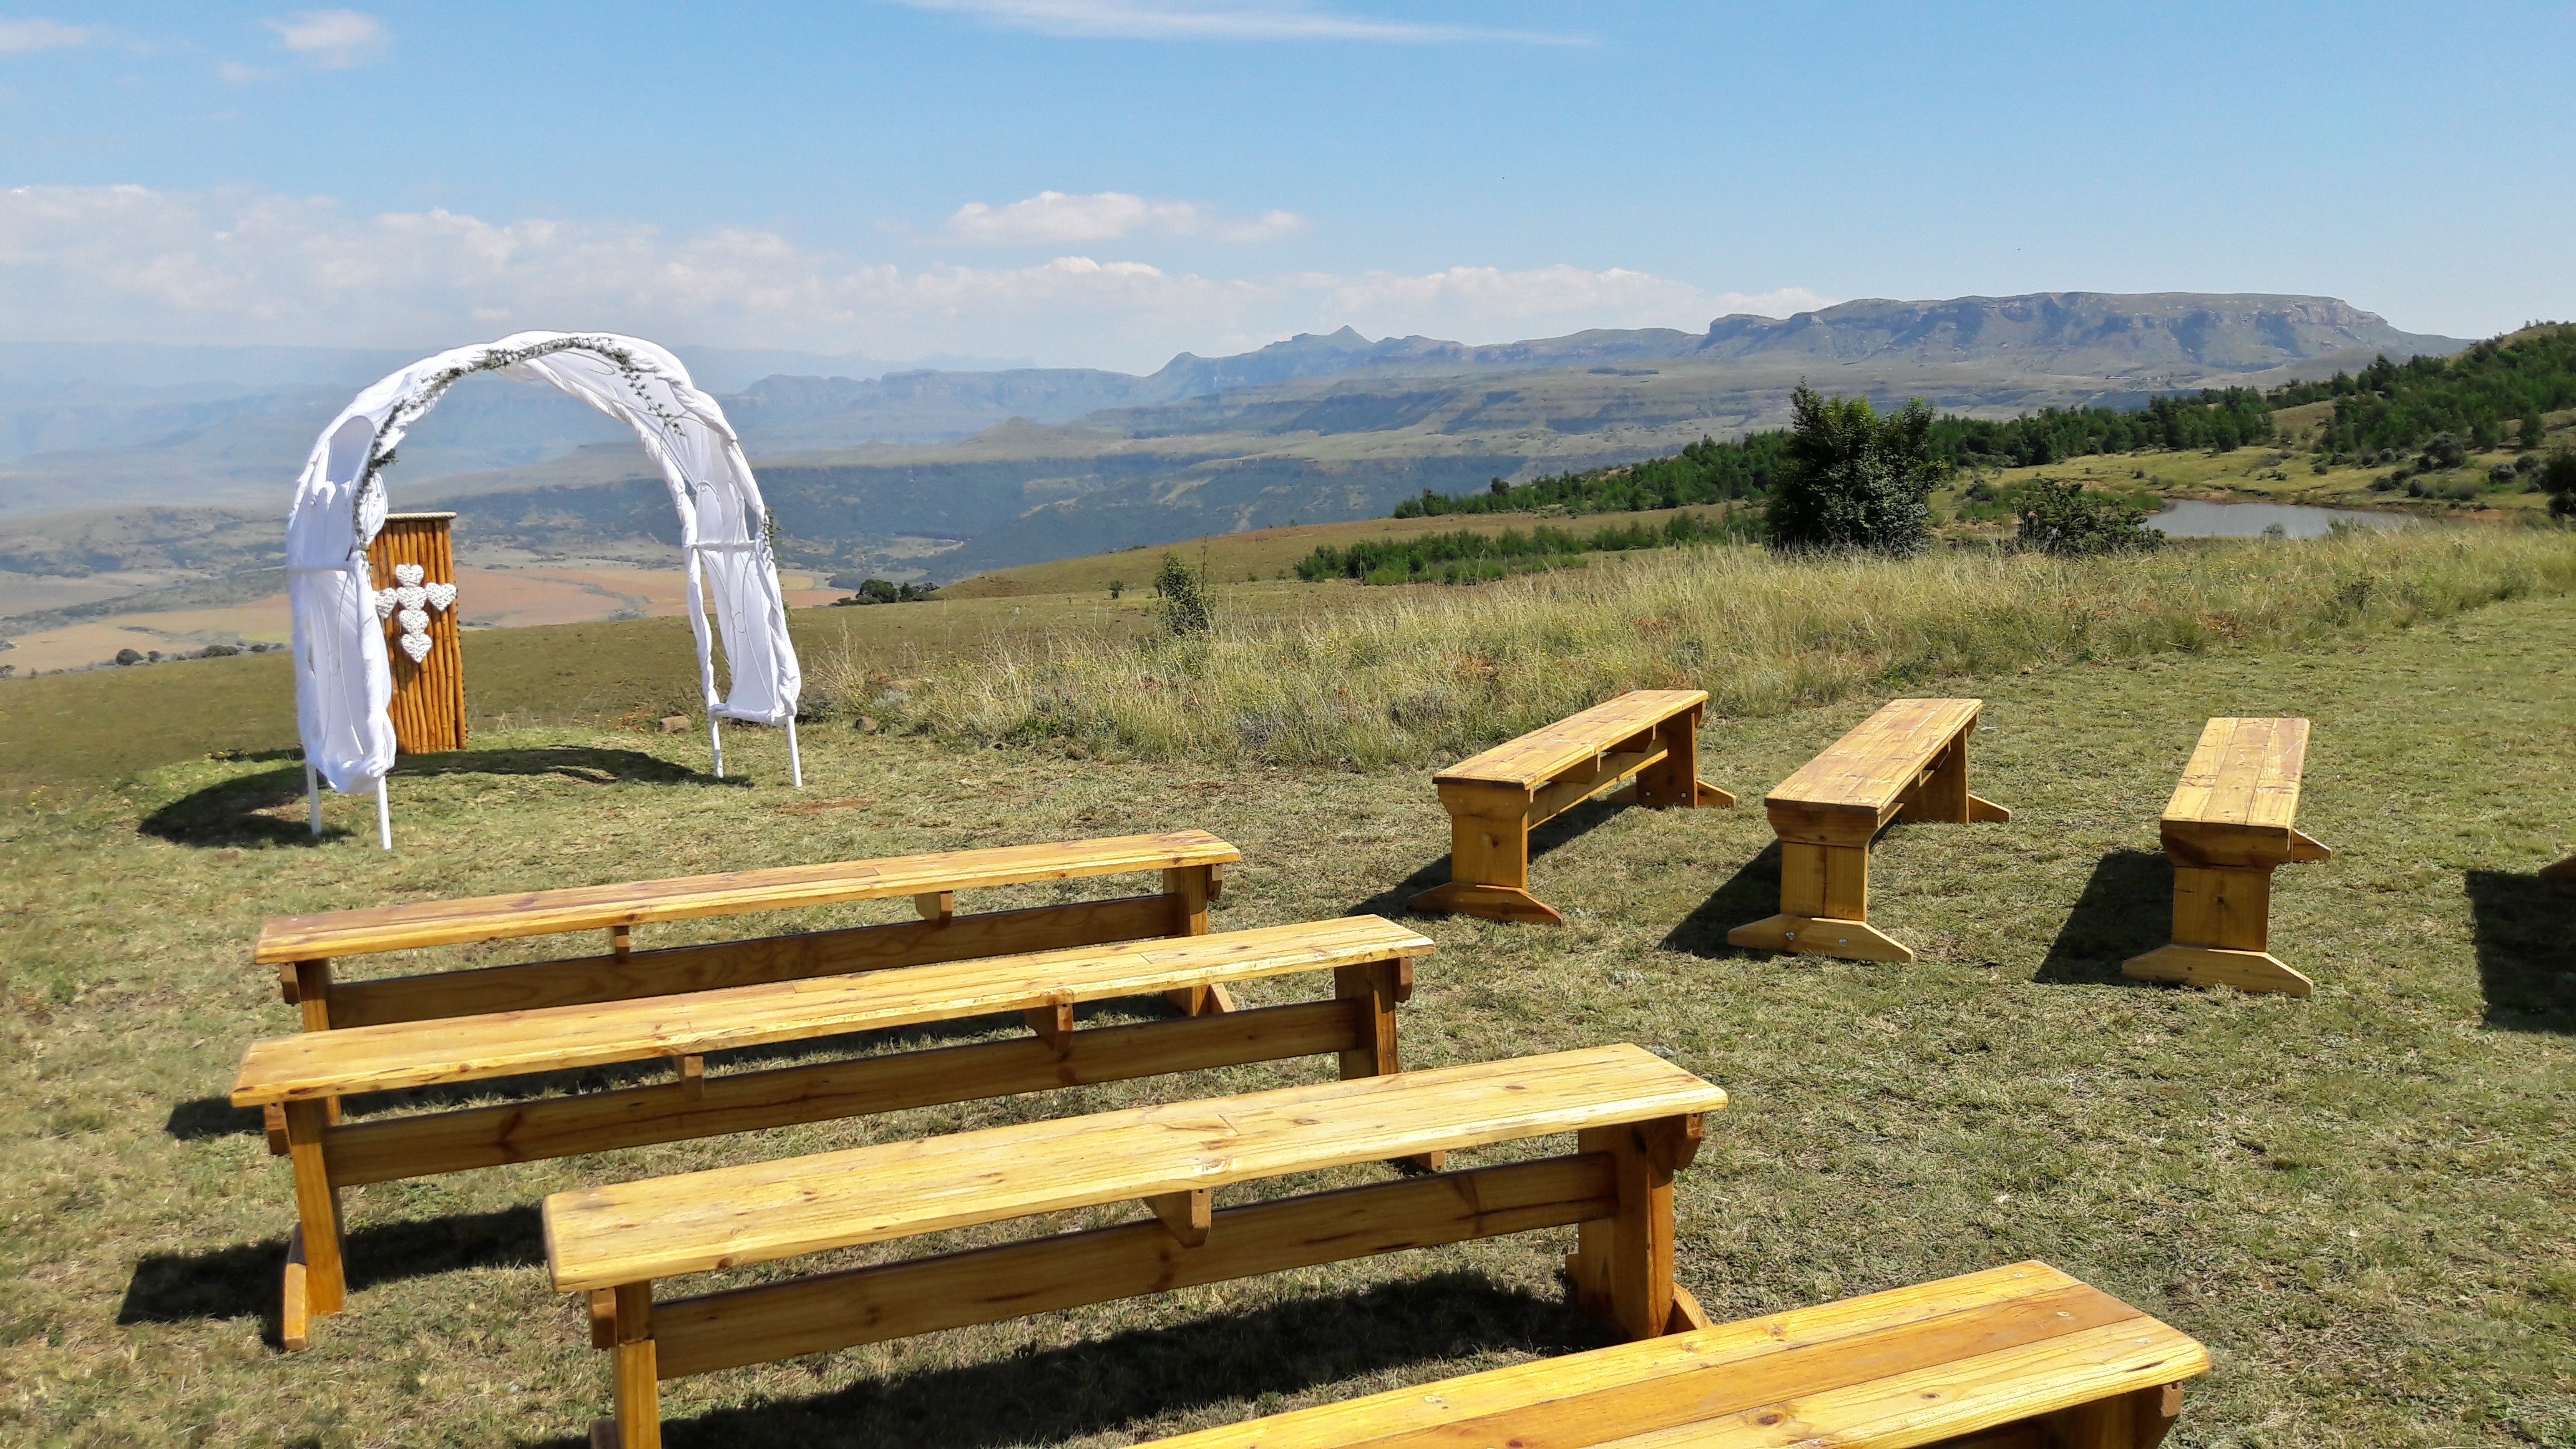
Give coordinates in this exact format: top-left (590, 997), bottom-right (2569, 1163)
top-left (2146, 499), bottom-right (2414, 539)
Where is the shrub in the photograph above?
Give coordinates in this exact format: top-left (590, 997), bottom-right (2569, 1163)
top-left (1153, 551), bottom-right (1213, 636)
top-left (2541, 449), bottom-right (2576, 518)
top-left (1767, 384), bottom-right (1940, 555)
top-left (2014, 479), bottom-right (2163, 557)
top-left (2421, 433), bottom-right (2469, 471)
top-left (198, 643), bottom-right (240, 658)
top-left (114, 648), bottom-right (143, 666)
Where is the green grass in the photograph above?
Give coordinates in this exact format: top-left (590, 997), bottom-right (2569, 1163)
top-left (1, 581), bottom-right (2572, 1446)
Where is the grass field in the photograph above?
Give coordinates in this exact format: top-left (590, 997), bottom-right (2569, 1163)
top-left (1, 549), bottom-right (2572, 1446)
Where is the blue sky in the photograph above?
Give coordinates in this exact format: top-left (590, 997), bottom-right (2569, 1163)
top-left (4, 2), bottom-right (2571, 369)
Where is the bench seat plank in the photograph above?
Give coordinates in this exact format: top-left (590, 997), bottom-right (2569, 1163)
top-left (1767, 698), bottom-right (1983, 822)
top-left (235, 915), bottom-right (1430, 1106)
top-left (1139, 1261), bottom-right (2207, 1449)
top-left (1438, 690), bottom-right (1711, 793)
top-left (253, 829), bottom-right (1238, 962)
top-left (544, 1043), bottom-right (1727, 1292)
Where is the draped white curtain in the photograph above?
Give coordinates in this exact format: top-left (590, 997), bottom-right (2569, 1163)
top-left (286, 332), bottom-right (802, 794)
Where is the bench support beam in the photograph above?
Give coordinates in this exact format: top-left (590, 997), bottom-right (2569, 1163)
top-left (635, 1152), bottom-right (1626, 1381)
top-left (1159, 866), bottom-right (1237, 1017)
top-left (318, 998), bottom-right (1371, 1189)
top-left (2539, 851), bottom-right (2576, 883)
top-left (1566, 1115), bottom-right (1698, 1340)
top-left (279, 1099), bottom-right (345, 1350)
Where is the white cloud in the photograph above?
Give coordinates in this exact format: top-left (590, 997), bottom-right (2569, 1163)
top-left (263, 9), bottom-right (386, 68)
top-left (947, 190), bottom-right (1304, 246)
top-left (0, 184), bottom-right (1820, 371)
top-left (891, 0), bottom-right (1582, 44)
top-left (217, 61), bottom-right (270, 84)
top-left (0, 17), bottom-right (87, 52)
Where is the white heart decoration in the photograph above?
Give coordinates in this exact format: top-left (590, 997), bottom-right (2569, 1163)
top-left (423, 582), bottom-right (457, 611)
top-left (398, 607), bottom-right (431, 634)
top-left (394, 564), bottom-right (426, 587)
top-left (394, 585), bottom-right (427, 610)
top-left (373, 591), bottom-right (398, 619)
top-left (398, 631), bottom-right (433, 663)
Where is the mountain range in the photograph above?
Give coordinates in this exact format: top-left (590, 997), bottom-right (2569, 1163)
top-left (0, 292), bottom-right (2469, 612)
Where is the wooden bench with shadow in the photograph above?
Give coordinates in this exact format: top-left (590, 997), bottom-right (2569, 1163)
top-left (1137, 1260), bottom-right (2208, 1449)
top-left (235, 910), bottom-right (1433, 1350)
top-left (1729, 698), bottom-right (2010, 963)
top-left (231, 831), bottom-right (1299, 1345)
top-left (544, 1043), bottom-right (1729, 1449)
top-left (2123, 717), bottom-right (2332, 998)
top-left (1410, 690), bottom-right (1734, 925)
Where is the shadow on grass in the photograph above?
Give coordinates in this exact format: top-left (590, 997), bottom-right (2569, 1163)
top-left (1353, 794), bottom-right (1635, 917)
top-left (139, 747), bottom-right (729, 847)
top-left (117, 1205), bottom-right (542, 1341)
top-left (1657, 840), bottom-right (1782, 958)
top-left (515, 1271), bottom-right (1601, 1449)
top-left (2465, 869), bottom-right (2576, 1032)
top-left (2032, 849), bottom-right (2174, 987)
top-left (162, 1002), bottom-right (1180, 1141)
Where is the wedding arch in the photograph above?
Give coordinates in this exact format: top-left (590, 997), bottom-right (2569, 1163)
top-left (286, 331), bottom-right (804, 848)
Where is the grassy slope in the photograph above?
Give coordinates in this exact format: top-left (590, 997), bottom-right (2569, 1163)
top-left (1938, 404), bottom-right (2573, 528)
top-left (1, 590), bottom-right (2571, 1447)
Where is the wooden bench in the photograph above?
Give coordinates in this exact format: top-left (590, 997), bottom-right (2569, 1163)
top-left (233, 913), bottom-right (1432, 1350)
top-left (2123, 718), bottom-right (2331, 997)
top-left (2542, 851), bottom-right (2575, 883)
top-left (1410, 690), bottom-right (1734, 924)
top-left (254, 831), bottom-right (1242, 1044)
top-left (1137, 1260), bottom-right (2208, 1449)
top-left (1729, 698), bottom-right (2010, 963)
top-left (545, 1043), bottom-right (1729, 1448)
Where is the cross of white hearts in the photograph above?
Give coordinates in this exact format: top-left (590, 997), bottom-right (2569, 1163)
top-left (373, 563), bottom-right (459, 663)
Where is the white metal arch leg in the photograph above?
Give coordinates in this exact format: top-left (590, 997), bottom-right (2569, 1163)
top-left (305, 763), bottom-right (323, 838)
top-left (374, 776), bottom-right (392, 852)
top-left (786, 716), bottom-right (803, 789)
top-left (709, 717), bottom-right (726, 779)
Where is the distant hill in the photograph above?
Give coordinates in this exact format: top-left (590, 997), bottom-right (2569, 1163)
top-left (1, 292), bottom-right (2474, 617)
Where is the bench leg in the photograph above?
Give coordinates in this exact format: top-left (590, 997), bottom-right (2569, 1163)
top-left (1408, 808), bottom-right (1563, 925)
top-left (289, 960), bottom-right (344, 1126)
top-left (2124, 862), bottom-right (2313, 997)
top-left (598, 1282), bottom-right (661, 1449)
top-left (1635, 711), bottom-right (1734, 811)
top-left (2540, 851), bottom-right (2576, 882)
top-left (1161, 866), bottom-right (1237, 1016)
top-left (1336, 960), bottom-right (1442, 1170)
top-left (1566, 1115), bottom-right (1694, 1340)
top-left (1728, 842), bottom-right (1913, 964)
top-left (1898, 733), bottom-right (2012, 826)
top-left (280, 1099), bottom-right (344, 1350)
top-left (2037, 1382), bottom-right (2184, 1448)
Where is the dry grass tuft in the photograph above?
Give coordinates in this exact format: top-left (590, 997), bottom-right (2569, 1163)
top-left (859, 527), bottom-right (2576, 766)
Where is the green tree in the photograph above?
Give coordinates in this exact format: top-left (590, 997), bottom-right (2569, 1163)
top-left (2540, 449), bottom-right (2576, 520)
top-left (1153, 550), bottom-right (1213, 635)
top-left (2524, 411), bottom-right (2550, 450)
top-left (2014, 478), bottom-right (2163, 557)
top-left (1767, 384), bottom-right (1941, 554)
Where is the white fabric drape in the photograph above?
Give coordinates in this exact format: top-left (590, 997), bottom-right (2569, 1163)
top-left (286, 332), bottom-right (802, 794)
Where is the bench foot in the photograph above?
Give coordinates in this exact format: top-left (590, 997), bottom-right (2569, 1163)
top-left (2540, 852), bottom-right (2576, 883)
top-left (2122, 945), bottom-right (2313, 998)
top-left (1968, 793), bottom-right (2011, 823)
top-left (1693, 781), bottom-right (1736, 809)
top-left (281, 1226), bottom-right (312, 1352)
top-left (1406, 881), bottom-right (1565, 926)
top-left (1666, 1284), bottom-right (1712, 1332)
top-left (1726, 914), bottom-right (1914, 964)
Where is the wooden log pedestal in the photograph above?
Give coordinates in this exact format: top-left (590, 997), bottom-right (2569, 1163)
top-left (365, 511), bottom-right (466, 754)
top-left (2123, 718), bottom-right (2331, 998)
top-left (1728, 698), bottom-right (2010, 964)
